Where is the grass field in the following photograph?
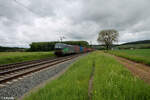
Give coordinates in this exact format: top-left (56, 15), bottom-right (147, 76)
top-left (108, 49), bottom-right (150, 65)
top-left (0, 52), bottom-right (55, 65)
top-left (23, 51), bottom-right (150, 100)
top-left (93, 52), bottom-right (150, 100)
top-left (24, 53), bottom-right (94, 100)
top-left (117, 44), bottom-right (150, 49)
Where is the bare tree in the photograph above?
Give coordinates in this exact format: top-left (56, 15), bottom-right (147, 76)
top-left (97, 29), bottom-right (119, 50)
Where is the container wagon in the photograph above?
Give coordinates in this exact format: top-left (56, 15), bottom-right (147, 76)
top-left (54, 43), bottom-right (93, 56)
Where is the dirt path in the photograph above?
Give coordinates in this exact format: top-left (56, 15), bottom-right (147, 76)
top-left (114, 56), bottom-right (150, 84)
top-left (88, 60), bottom-right (95, 100)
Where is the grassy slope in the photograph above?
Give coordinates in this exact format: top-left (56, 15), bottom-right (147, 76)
top-left (24, 51), bottom-right (150, 100)
top-left (93, 52), bottom-right (150, 100)
top-left (108, 49), bottom-right (150, 65)
top-left (0, 52), bottom-right (55, 65)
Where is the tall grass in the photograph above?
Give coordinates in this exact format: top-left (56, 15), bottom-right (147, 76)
top-left (23, 54), bottom-right (93, 100)
top-left (23, 51), bottom-right (150, 100)
top-left (93, 52), bottom-right (150, 100)
top-left (0, 52), bottom-right (55, 65)
top-left (108, 49), bottom-right (150, 65)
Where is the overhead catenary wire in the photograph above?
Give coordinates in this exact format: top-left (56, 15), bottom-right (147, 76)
top-left (13, 0), bottom-right (42, 17)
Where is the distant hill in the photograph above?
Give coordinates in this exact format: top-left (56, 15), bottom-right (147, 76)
top-left (0, 46), bottom-right (26, 52)
top-left (117, 40), bottom-right (150, 49)
top-left (92, 40), bottom-right (150, 50)
top-left (122, 40), bottom-right (150, 45)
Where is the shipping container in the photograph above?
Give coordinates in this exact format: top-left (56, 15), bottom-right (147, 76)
top-left (80, 46), bottom-right (83, 53)
top-left (74, 45), bottom-right (80, 53)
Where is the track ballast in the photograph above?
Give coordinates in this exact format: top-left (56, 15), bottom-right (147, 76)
top-left (0, 54), bottom-right (80, 84)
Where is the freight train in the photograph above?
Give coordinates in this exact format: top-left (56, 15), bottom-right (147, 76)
top-left (54, 43), bottom-right (93, 56)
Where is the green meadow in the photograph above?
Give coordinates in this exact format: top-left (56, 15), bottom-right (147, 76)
top-left (108, 49), bottom-right (150, 65)
top-left (23, 51), bottom-right (150, 100)
top-left (0, 52), bottom-right (55, 65)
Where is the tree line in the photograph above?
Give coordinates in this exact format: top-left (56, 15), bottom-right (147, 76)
top-left (0, 46), bottom-right (25, 52)
top-left (29, 41), bottom-right (89, 51)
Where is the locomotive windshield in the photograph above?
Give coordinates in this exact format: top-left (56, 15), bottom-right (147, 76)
top-left (55, 43), bottom-right (67, 49)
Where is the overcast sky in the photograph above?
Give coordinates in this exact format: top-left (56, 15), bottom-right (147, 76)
top-left (0, 0), bottom-right (150, 47)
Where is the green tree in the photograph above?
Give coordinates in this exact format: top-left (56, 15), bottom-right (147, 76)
top-left (97, 29), bottom-right (119, 50)
top-left (29, 41), bottom-right (89, 51)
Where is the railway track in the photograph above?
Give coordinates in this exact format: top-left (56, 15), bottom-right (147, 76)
top-left (0, 57), bottom-right (56, 70)
top-left (0, 54), bottom-right (80, 84)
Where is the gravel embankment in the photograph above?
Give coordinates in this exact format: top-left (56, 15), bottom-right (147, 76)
top-left (0, 55), bottom-right (84, 100)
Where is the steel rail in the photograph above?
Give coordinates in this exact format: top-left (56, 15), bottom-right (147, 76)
top-left (0, 57), bottom-right (56, 70)
top-left (0, 54), bottom-right (80, 84)
top-left (0, 56), bottom-right (75, 75)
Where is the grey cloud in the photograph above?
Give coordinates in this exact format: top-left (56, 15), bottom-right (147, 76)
top-left (0, 0), bottom-right (150, 47)
top-left (0, 0), bottom-right (30, 22)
